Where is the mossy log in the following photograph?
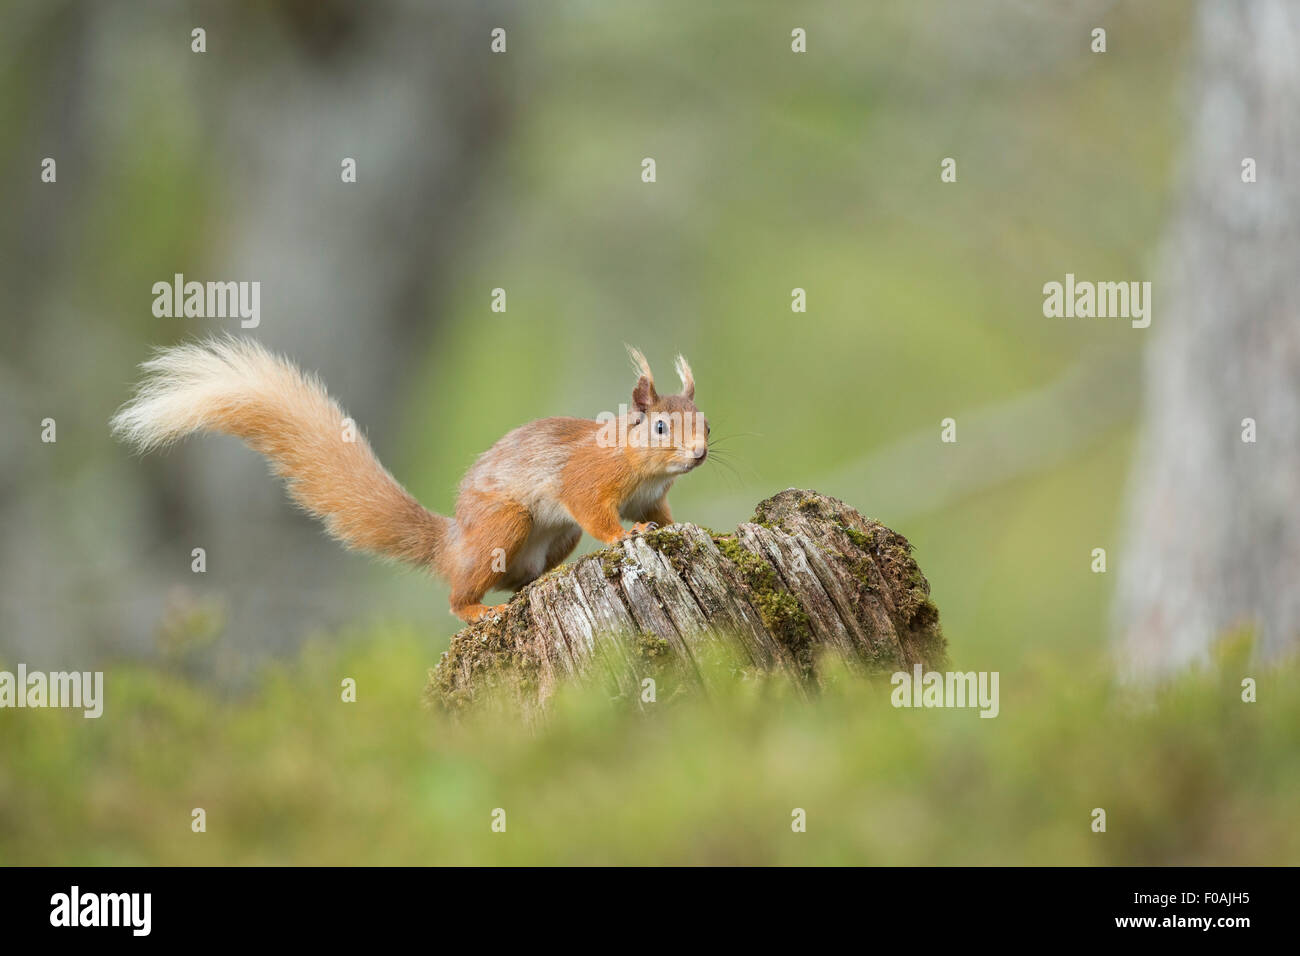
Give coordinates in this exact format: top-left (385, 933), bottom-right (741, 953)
top-left (427, 489), bottom-right (946, 713)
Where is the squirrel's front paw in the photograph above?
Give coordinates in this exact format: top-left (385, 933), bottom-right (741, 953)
top-left (610, 522), bottom-right (657, 544)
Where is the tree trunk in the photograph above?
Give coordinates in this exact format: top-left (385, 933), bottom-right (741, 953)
top-left (428, 489), bottom-right (947, 714)
top-left (1114, 0), bottom-right (1300, 678)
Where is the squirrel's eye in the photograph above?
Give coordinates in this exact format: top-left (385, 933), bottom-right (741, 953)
top-left (655, 419), bottom-right (668, 435)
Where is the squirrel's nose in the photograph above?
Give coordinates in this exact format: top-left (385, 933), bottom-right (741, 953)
top-left (690, 442), bottom-right (708, 460)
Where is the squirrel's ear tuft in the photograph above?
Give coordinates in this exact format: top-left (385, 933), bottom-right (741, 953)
top-left (627, 345), bottom-right (658, 410)
top-left (626, 345), bottom-right (654, 385)
top-left (674, 355), bottom-right (695, 400)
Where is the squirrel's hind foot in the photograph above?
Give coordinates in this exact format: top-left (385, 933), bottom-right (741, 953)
top-left (452, 602), bottom-right (510, 624)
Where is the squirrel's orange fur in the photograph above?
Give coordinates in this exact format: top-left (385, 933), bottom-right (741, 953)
top-left (111, 338), bottom-right (709, 622)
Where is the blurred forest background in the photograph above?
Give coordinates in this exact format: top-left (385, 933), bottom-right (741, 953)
top-left (2, 0), bottom-right (1298, 865)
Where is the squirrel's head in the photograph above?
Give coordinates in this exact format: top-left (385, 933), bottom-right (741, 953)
top-left (624, 346), bottom-right (709, 476)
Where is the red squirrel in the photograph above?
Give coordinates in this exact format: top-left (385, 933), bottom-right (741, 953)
top-left (112, 338), bottom-right (709, 622)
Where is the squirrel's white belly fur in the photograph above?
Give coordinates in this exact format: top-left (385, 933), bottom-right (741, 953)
top-left (508, 520), bottom-right (576, 588)
top-left (619, 477), bottom-right (673, 521)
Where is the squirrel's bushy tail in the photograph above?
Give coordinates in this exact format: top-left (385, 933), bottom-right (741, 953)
top-left (111, 336), bottom-right (449, 569)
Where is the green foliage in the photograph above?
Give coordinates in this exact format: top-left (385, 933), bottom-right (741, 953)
top-left (1, 630), bottom-right (1294, 865)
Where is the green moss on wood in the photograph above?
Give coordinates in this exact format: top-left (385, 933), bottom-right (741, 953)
top-left (713, 534), bottom-right (815, 675)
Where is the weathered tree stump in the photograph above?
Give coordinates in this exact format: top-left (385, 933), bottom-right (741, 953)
top-left (426, 489), bottom-right (946, 713)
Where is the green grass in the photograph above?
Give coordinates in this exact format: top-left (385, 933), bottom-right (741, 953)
top-left (2, 630), bottom-right (1294, 865)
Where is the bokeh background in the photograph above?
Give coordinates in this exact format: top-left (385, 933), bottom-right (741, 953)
top-left (2, 0), bottom-right (1297, 864)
